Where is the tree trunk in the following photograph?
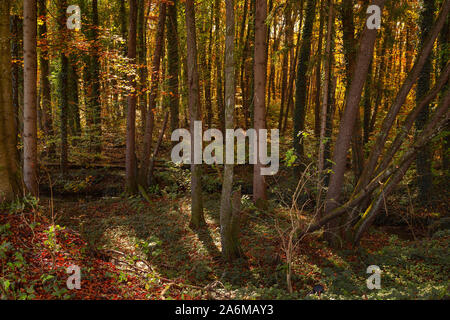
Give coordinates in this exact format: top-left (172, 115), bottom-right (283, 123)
top-left (314, 0), bottom-right (324, 137)
top-left (415, 0), bottom-right (435, 204)
top-left (324, 0), bottom-right (386, 246)
top-left (141, 3), bottom-right (166, 187)
top-left (167, 0), bottom-right (180, 134)
top-left (0, 0), bottom-right (20, 201)
top-left (440, 11), bottom-right (449, 172)
top-left (253, 0), bottom-right (268, 204)
top-left (185, 0), bottom-right (205, 227)
top-left (137, 0), bottom-right (148, 135)
top-left (38, 0), bottom-right (54, 154)
top-left (215, 0), bottom-right (225, 132)
top-left (293, 0), bottom-right (316, 165)
top-left (68, 56), bottom-right (81, 137)
top-left (221, 0), bottom-right (242, 261)
top-left (355, 0), bottom-right (450, 197)
top-left (23, 0), bottom-right (38, 195)
top-left (90, 0), bottom-right (102, 153)
top-left (278, 3), bottom-right (292, 132)
top-left (126, 0), bottom-right (138, 193)
top-left (341, 0), bottom-right (364, 182)
top-left (317, 0), bottom-right (334, 194)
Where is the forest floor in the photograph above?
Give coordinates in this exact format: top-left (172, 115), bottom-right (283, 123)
top-left (1, 164), bottom-right (449, 300)
top-left (2, 128), bottom-right (449, 300)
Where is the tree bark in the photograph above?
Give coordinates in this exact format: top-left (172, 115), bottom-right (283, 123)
top-left (317, 0), bottom-right (334, 199)
top-left (314, 0), bottom-right (324, 137)
top-left (0, 0), bottom-right (20, 201)
top-left (324, 0), bottom-right (386, 246)
top-left (38, 0), bottom-right (53, 152)
top-left (23, 0), bottom-right (38, 195)
top-left (440, 12), bottom-right (449, 172)
top-left (57, 0), bottom-right (69, 176)
top-left (126, 0), bottom-right (138, 193)
top-left (137, 0), bottom-right (147, 135)
top-left (141, 3), bottom-right (166, 187)
top-left (185, 0), bottom-right (205, 227)
top-left (167, 0), bottom-right (180, 134)
top-left (293, 0), bottom-right (316, 164)
top-left (215, 0), bottom-right (225, 133)
top-left (221, 0), bottom-right (242, 261)
top-left (253, 0), bottom-right (268, 204)
top-left (355, 0), bottom-right (450, 196)
top-left (415, 0), bottom-right (435, 204)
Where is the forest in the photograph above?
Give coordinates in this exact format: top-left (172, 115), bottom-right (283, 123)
top-left (0, 0), bottom-right (449, 301)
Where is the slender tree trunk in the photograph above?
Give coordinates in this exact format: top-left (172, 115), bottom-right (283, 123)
top-left (440, 12), bottom-right (449, 172)
top-left (293, 0), bottom-right (316, 164)
top-left (120, 0), bottom-right (128, 54)
top-left (221, 0), bottom-right (242, 261)
top-left (415, 0), bottom-right (435, 204)
top-left (141, 3), bottom-right (166, 186)
top-left (38, 0), bottom-right (53, 154)
top-left (68, 57), bottom-right (81, 137)
top-left (362, 60), bottom-right (373, 144)
top-left (185, 0), bottom-right (205, 227)
top-left (238, 0), bottom-right (249, 128)
top-left (138, 0), bottom-right (148, 135)
top-left (278, 3), bottom-right (292, 131)
top-left (0, 0), bottom-right (20, 201)
top-left (341, 0), bottom-right (364, 182)
top-left (126, 0), bottom-right (138, 193)
top-left (204, 17), bottom-right (213, 129)
top-left (317, 0), bottom-right (334, 192)
top-left (23, 0), bottom-right (38, 195)
top-left (57, 0), bottom-right (69, 176)
top-left (253, 0), bottom-right (268, 204)
top-left (314, 0), bottom-right (324, 137)
top-left (10, 15), bottom-right (22, 147)
top-left (167, 0), bottom-right (180, 133)
top-left (282, 9), bottom-right (302, 134)
top-left (369, 35), bottom-right (388, 136)
top-left (215, 0), bottom-right (225, 133)
top-left (90, 0), bottom-right (102, 153)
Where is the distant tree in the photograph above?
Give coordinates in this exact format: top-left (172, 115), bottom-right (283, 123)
top-left (440, 9), bottom-right (449, 172)
top-left (58, 0), bottom-right (69, 176)
top-left (293, 0), bottom-right (316, 165)
top-left (38, 0), bottom-right (54, 153)
top-left (415, 0), bottom-right (435, 204)
top-left (89, 0), bottom-right (102, 152)
top-left (141, 3), bottom-right (166, 187)
top-left (120, 0), bottom-right (128, 55)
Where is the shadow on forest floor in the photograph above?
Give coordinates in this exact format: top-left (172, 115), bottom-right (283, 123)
top-left (46, 187), bottom-right (449, 300)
